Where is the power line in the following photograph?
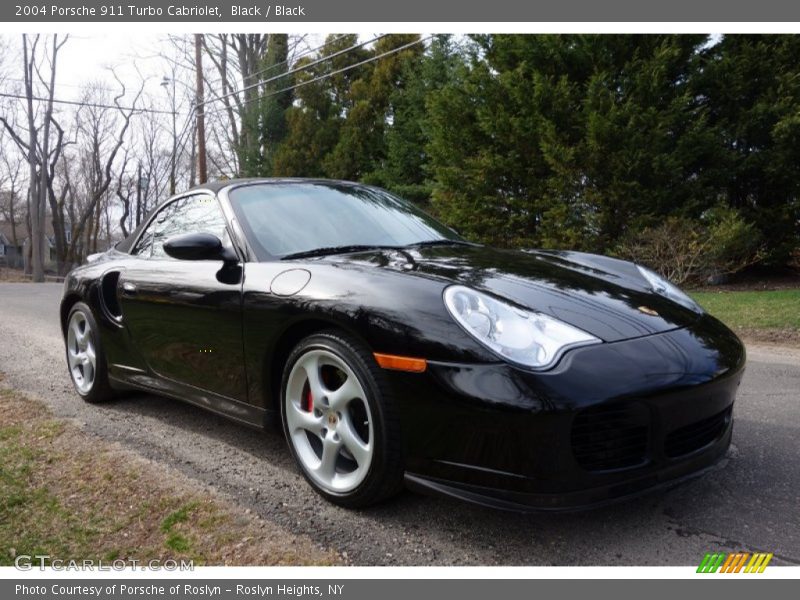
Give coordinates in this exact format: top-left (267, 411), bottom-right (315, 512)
top-left (136, 35), bottom-right (428, 181)
top-left (197, 33), bottom-right (389, 110)
top-left (5, 76), bottom-right (117, 93)
top-left (205, 36), bottom-right (430, 119)
top-left (159, 101), bottom-right (196, 171)
top-left (250, 34), bottom-right (352, 82)
top-left (4, 77), bottom-right (176, 110)
top-left (5, 77), bottom-right (173, 109)
top-left (0, 91), bottom-right (177, 115)
top-left (203, 33), bottom-right (351, 88)
top-left (199, 33), bottom-right (386, 109)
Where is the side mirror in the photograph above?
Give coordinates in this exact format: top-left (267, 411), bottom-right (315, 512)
top-left (163, 232), bottom-right (237, 262)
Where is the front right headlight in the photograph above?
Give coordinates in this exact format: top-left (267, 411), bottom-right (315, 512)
top-left (636, 265), bottom-right (703, 313)
top-left (443, 285), bottom-right (601, 370)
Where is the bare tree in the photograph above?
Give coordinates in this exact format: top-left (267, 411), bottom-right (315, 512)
top-left (200, 34), bottom-right (294, 176)
top-left (0, 35), bottom-right (10, 82)
top-left (77, 79), bottom-right (141, 263)
top-left (50, 77), bottom-right (143, 271)
top-left (43, 115), bottom-right (74, 273)
top-left (0, 34), bottom-right (68, 281)
top-left (164, 33), bottom-right (301, 178)
top-left (134, 100), bottom-right (173, 222)
top-left (114, 148), bottom-right (135, 237)
top-left (201, 34), bottom-right (241, 175)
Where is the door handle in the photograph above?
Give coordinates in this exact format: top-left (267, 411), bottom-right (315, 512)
top-left (121, 282), bottom-right (137, 297)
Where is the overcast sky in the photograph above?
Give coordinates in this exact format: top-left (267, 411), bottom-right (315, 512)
top-left (2, 34), bottom-right (175, 111)
top-left (1, 32), bottom-right (331, 118)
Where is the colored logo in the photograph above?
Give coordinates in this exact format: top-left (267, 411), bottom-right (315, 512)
top-left (697, 552), bottom-right (773, 573)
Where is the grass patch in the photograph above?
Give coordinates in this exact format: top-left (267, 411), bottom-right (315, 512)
top-left (691, 288), bottom-right (800, 346)
top-left (691, 289), bottom-right (800, 330)
top-left (0, 382), bottom-right (339, 566)
top-left (160, 502), bottom-right (200, 555)
top-left (161, 502), bottom-right (198, 533)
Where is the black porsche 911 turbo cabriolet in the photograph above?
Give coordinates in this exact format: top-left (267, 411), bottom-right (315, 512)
top-left (61, 178), bottom-right (745, 511)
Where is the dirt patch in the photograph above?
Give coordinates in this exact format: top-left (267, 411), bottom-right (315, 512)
top-left (700, 270), bottom-right (800, 292)
top-left (745, 342), bottom-right (800, 364)
top-left (736, 328), bottom-right (800, 349)
top-left (0, 373), bottom-right (341, 566)
top-left (0, 268), bottom-right (31, 283)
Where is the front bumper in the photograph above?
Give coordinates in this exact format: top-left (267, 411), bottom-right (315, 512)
top-left (388, 314), bottom-right (745, 512)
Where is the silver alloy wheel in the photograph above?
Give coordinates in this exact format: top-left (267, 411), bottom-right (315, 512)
top-left (67, 311), bottom-right (96, 394)
top-left (285, 349), bottom-right (374, 493)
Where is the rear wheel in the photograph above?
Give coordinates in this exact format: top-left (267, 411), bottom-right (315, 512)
top-left (65, 302), bottom-right (115, 403)
top-left (280, 330), bottom-right (404, 508)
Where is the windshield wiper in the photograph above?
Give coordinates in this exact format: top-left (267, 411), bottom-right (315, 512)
top-left (280, 244), bottom-right (401, 260)
top-left (281, 239), bottom-right (477, 260)
top-left (406, 239), bottom-right (479, 249)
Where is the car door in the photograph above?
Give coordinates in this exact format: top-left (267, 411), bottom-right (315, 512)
top-left (118, 193), bottom-right (248, 402)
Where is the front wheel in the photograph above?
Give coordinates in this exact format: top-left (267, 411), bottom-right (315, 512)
top-left (280, 330), bottom-right (404, 508)
top-left (65, 302), bottom-right (115, 403)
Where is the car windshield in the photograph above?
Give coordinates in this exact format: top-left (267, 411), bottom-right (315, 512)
top-left (228, 182), bottom-right (466, 259)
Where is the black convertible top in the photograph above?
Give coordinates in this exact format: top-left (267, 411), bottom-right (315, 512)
top-left (186, 177), bottom-right (359, 194)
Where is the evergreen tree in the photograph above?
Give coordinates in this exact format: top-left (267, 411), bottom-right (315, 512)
top-left (377, 35), bottom-right (461, 205)
top-left (427, 35), bottom-right (712, 250)
top-left (324, 34), bottom-right (423, 180)
top-left (259, 34), bottom-right (292, 175)
top-left (237, 34), bottom-right (292, 177)
top-left (273, 34), bottom-right (367, 177)
top-left (267, 33), bottom-right (799, 267)
top-left (695, 35), bottom-right (800, 263)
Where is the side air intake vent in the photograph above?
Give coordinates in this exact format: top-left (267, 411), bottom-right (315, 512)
top-left (100, 271), bottom-right (123, 320)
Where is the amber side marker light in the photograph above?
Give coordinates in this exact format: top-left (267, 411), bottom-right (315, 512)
top-left (373, 353), bottom-right (427, 373)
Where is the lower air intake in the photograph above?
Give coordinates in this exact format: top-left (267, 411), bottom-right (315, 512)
top-left (665, 406), bottom-right (732, 458)
top-left (571, 402), bottom-right (650, 472)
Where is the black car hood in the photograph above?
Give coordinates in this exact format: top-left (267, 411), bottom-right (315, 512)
top-left (320, 245), bottom-right (702, 343)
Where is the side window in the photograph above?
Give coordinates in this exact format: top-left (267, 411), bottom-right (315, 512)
top-left (130, 220), bottom-right (156, 257)
top-left (131, 195), bottom-right (230, 260)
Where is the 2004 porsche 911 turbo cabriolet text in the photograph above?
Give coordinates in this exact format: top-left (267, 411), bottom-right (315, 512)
top-left (60, 179), bottom-right (745, 511)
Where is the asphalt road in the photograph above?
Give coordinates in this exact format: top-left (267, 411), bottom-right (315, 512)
top-left (1, 282), bottom-right (798, 566)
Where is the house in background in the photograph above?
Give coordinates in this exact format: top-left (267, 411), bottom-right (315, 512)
top-left (1, 216), bottom-right (114, 273)
top-left (22, 233), bottom-right (61, 271)
top-left (1, 219), bottom-right (65, 272)
top-left (0, 221), bottom-right (24, 269)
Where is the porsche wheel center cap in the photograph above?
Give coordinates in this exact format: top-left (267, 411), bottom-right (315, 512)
top-left (327, 412), bottom-right (338, 426)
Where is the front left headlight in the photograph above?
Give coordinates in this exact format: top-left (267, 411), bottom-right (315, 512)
top-left (443, 285), bottom-right (601, 370)
top-left (636, 265), bottom-right (703, 313)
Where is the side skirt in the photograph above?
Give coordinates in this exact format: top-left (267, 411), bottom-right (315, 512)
top-left (108, 371), bottom-right (268, 430)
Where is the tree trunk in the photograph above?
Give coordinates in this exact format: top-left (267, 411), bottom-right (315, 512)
top-left (22, 35), bottom-right (45, 281)
top-left (195, 34), bottom-right (208, 184)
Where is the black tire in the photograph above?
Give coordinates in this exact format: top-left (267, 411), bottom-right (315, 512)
top-left (280, 329), bottom-right (404, 508)
top-left (65, 302), bottom-right (116, 403)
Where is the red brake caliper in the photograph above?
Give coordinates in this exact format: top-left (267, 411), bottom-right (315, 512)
top-left (305, 384), bottom-right (314, 412)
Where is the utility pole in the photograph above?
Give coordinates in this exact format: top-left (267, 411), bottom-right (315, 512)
top-left (135, 162), bottom-right (142, 227)
top-left (194, 33), bottom-right (207, 184)
top-left (161, 75), bottom-right (177, 195)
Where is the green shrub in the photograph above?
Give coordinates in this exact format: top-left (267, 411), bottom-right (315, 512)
top-left (615, 208), bottom-right (763, 285)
